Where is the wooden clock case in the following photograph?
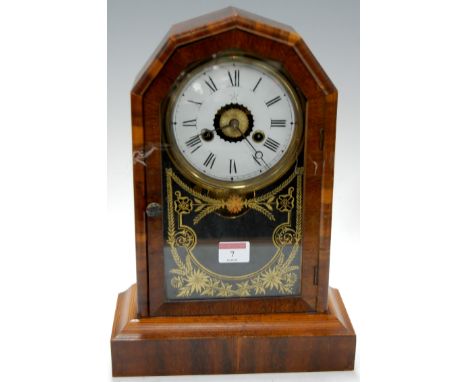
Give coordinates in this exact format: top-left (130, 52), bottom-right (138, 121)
top-left (111, 7), bottom-right (356, 377)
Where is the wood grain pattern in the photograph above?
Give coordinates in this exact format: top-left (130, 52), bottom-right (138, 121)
top-left (111, 284), bottom-right (356, 376)
top-left (114, 8), bottom-right (355, 376)
top-left (130, 6), bottom-right (337, 317)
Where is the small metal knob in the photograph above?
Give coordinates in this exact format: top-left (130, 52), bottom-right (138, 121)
top-left (146, 202), bottom-right (162, 217)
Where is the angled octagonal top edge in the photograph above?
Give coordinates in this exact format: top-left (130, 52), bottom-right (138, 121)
top-left (169, 7), bottom-right (297, 37)
top-left (132, 7), bottom-right (336, 98)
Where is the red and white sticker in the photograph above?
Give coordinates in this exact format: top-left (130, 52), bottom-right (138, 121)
top-left (218, 241), bottom-right (250, 263)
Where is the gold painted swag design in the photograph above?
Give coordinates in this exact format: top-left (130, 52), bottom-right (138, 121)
top-left (165, 167), bottom-right (303, 298)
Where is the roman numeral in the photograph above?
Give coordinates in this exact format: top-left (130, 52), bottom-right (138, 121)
top-left (185, 135), bottom-right (202, 153)
top-left (265, 96), bottom-right (281, 107)
top-left (253, 77), bottom-right (262, 92)
top-left (203, 152), bottom-right (216, 169)
top-left (187, 99), bottom-right (202, 106)
top-left (264, 137), bottom-right (281, 152)
top-left (204, 76), bottom-right (218, 93)
top-left (271, 119), bottom-right (286, 128)
top-left (228, 69), bottom-right (240, 87)
top-left (182, 119), bottom-right (197, 127)
top-left (229, 159), bottom-right (237, 174)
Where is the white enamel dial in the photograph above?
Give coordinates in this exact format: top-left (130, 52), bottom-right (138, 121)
top-left (167, 56), bottom-right (302, 189)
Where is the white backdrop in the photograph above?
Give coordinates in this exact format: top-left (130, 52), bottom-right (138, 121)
top-left (4, 1), bottom-right (467, 382)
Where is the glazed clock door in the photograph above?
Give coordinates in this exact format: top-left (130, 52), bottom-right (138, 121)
top-left (145, 53), bottom-right (313, 315)
top-left (131, 8), bottom-right (338, 317)
top-left (115, 10), bottom-right (354, 376)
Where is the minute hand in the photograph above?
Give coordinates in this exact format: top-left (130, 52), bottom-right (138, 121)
top-left (231, 123), bottom-right (270, 170)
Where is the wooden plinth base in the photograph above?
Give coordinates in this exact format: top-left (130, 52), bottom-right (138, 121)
top-left (111, 285), bottom-right (356, 377)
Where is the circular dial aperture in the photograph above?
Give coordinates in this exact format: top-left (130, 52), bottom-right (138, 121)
top-left (167, 56), bottom-right (302, 189)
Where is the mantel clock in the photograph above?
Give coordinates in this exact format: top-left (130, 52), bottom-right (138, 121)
top-left (111, 7), bottom-right (356, 377)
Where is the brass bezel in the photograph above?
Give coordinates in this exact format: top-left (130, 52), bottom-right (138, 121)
top-left (164, 54), bottom-right (303, 193)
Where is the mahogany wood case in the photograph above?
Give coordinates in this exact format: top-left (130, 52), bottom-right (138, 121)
top-left (111, 7), bottom-right (356, 376)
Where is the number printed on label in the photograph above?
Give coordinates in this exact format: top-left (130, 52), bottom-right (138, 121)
top-left (218, 241), bottom-right (250, 263)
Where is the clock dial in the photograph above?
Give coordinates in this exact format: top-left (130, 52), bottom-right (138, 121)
top-left (166, 56), bottom-right (302, 190)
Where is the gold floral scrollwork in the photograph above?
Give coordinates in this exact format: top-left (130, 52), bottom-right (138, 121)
top-left (276, 187), bottom-right (294, 212)
top-left (173, 191), bottom-right (196, 251)
top-left (171, 266), bottom-right (210, 298)
top-left (166, 167), bottom-right (304, 298)
top-left (169, 167), bottom-right (300, 224)
top-left (273, 225), bottom-right (297, 247)
top-left (174, 227), bottom-right (196, 250)
top-left (273, 187), bottom-right (298, 247)
top-left (225, 194), bottom-right (244, 213)
top-left (174, 191), bottom-right (193, 214)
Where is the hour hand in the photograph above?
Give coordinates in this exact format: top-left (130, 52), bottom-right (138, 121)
top-left (199, 123), bottom-right (231, 138)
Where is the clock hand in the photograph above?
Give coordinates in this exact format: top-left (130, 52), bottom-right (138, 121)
top-left (229, 120), bottom-right (270, 170)
top-left (198, 123), bottom-right (234, 136)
